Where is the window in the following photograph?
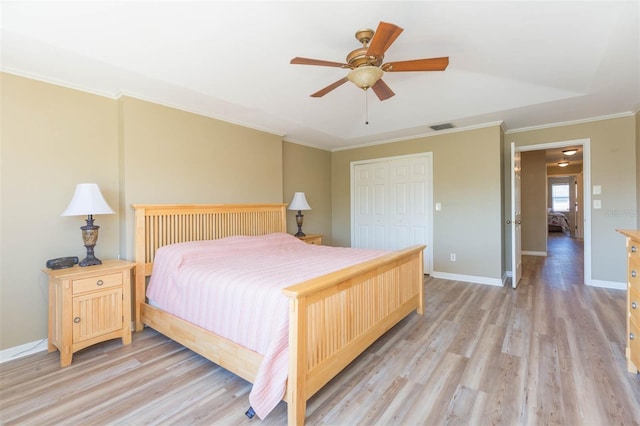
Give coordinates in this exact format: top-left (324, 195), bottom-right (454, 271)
top-left (551, 183), bottom-right (570, 211)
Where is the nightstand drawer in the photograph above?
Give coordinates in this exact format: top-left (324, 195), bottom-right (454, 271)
top-left (73, 272), bottom-right (123, 294)
top-left (297, 234), bottom-right (322, 245)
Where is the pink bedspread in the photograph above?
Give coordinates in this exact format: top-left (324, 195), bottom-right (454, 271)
top-left (146, 232), bottom-right (388, 419)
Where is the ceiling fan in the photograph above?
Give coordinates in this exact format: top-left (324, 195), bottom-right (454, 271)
top-left (290, 21), bottom-right (449, 101)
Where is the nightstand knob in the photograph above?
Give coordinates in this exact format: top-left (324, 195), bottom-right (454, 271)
top-left (73, 317), bottom-right (81, 323)
top-left (632, 245), bottom-right (637, 253)
top-left (632, 271), bottom-right (637, 278)
top-left (630, 333), bottom-right (635, 341)
top-left (632, 302), bottom-right (637, 310)
top-left (96, 279), bottom-right (104, 286)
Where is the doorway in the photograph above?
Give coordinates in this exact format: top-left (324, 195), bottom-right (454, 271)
top-left (513, 138), bottom-right (591, 285)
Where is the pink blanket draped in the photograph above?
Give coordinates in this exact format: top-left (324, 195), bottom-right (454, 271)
top-left (146, 232), bottom-right (388, 419)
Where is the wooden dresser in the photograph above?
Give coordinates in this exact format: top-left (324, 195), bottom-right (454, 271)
top-left (617, 229), bottom-right (640, 374)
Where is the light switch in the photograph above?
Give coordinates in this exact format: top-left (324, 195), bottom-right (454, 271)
top-left (593, 199), bottom-right (601, 209)
top-left (593, 185), bottom-right (601, 195)
top-left (435, 202), bottom-right (441, 211)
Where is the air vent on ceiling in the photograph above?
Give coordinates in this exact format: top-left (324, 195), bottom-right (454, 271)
top-left (430, 123), bottom-right (454, 131)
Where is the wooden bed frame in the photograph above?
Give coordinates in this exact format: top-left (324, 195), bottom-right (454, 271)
top-left (133, 203), bottom-right (425, 425)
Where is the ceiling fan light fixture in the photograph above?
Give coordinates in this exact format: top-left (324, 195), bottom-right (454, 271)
top-left (347, 66), bottom-right (383, 90)
top-left (558, 161), bottom-right (570, 167)
top-left (562, 149), bottom-right (578, 156)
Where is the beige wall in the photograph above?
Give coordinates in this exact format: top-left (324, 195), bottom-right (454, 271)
top-left (282, 142), bottom-right (332, 245)
top-left (331, 125), bottom-right (504, 281)
top-left (0, 74), bottom-right (291, 350)
top-left (521, 150), bottom-right (547, 253)
top-left (1, 73), bottom-right (120, 349)
top-left (117, 97), bottom-right (284, 259)
top-left (505, 116), bottom-right (637, 284)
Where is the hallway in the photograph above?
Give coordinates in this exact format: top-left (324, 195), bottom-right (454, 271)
top-left (543, 232), bottom-right (584, 288)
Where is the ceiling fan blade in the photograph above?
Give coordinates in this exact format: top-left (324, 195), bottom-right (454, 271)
top-left (367, 22), bottom-right (404, 58)
top-left (310, 77), bottom-right (349, 97)
top-left (371, 79), bottom-right (395, 101)
top-left (290, 57), bottom-right (349, 68)
top-left (383, 57), bottom-right (449, 72)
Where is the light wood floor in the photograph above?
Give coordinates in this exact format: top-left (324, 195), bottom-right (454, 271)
top-left (2, 234), bottom-right (639, 425)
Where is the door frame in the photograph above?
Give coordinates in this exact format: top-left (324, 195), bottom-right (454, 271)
top-left (510, 143), bottom-right (522, 288)
top-left (512, 138), bottom-right (591, 284)
top-left (350, 152), bottom-right (433, 274)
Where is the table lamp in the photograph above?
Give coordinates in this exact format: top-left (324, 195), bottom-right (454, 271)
top-left (288, 192), bottom-right (311, 237)
top-left (61, 183), bottom-right (115, 267)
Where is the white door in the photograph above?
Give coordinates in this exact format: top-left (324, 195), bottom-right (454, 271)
top-left (511, 143), bottom-right (522, 288)
top-left (353, 161), bottom-right (387, 249)
top-left (388, 157), bottom-right (431, 273)
top-left (353, 154), bottom-right (432, 273)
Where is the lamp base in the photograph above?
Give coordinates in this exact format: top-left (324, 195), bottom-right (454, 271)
top-left (295, 211), bottom-right (305, 237)
top-left (79, 215), bottom-right (102, 267)
top-left (79, 251), bottom-right (102, 267)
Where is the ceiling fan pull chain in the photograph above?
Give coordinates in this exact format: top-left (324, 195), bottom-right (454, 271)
top-left (365, 89), bottom-right (369, 125)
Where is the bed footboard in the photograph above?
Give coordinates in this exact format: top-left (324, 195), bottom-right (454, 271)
top-left (283, 245), bottom-right (425, 425)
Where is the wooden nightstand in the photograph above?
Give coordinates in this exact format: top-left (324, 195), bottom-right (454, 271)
top-left (297, 234), bottom-right (322, 245)
top-left (44, 259), bottom-right (135, 367)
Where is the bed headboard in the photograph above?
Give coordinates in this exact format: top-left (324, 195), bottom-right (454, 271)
top-left (133, 203), bottom-right (287, 277)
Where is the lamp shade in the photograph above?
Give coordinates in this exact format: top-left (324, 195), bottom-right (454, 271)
top-left (288, 192), bottom-right (311, 211)
top-left (61, 183), bottom-right (115, 216)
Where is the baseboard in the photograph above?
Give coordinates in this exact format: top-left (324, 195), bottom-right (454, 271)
top-left (504, 270), bottom-right (625, 290)
top-left (0, 338), bottom-right (48, 364)
top-left (588, 279), bottom-right (626, 290)
top-left (522, 250), bottom-right (547, 256)
top-left (431, 271), bottom-right (503, 287)
top-left (0, 321), bottom-right (137, 364)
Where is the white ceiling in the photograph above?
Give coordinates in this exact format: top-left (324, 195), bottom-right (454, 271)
top-left (1, 1), bottom-right (638, 151)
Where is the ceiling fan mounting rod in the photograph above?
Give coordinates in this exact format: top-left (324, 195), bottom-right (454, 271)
top-left (355, 28), bottom-right (375, 46)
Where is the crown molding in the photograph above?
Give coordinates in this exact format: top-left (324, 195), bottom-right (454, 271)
top-left (331, 121), bottom-right (504, 152)
top-left (505, 111), bottom-right (636, 134)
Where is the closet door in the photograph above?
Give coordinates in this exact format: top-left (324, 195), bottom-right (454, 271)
top-left (353, 161), bottom-right (387, 249)
top-left (353, 154), bottom-right (431, 273)
top-left (389, 157), bottom-right (429, 249)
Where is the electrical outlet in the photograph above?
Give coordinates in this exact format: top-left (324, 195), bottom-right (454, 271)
top-left (450, 253), bottom-right (456, 261)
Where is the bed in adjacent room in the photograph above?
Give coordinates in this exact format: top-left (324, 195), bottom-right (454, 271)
top-left (548, 210), bottom-right (570, 233)
top-left (133, 203), bottom-right (425, 425)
